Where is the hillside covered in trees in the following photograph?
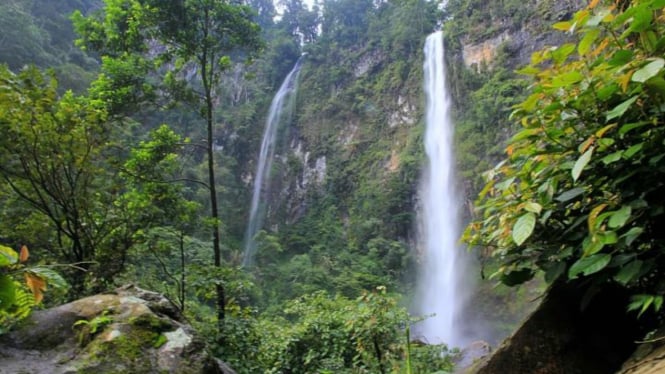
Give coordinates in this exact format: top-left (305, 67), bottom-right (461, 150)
top-left (1, 0), bottom-right (665, 373)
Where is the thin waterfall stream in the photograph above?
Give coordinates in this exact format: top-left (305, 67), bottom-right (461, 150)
top-left (414, 31), bottom-right (472, 348)
top-left (243, 58), bottom-right (304, 267)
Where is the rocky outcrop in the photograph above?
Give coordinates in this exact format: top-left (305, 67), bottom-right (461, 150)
top-left (460, 0), bottom-right (585, 69)
top-left (468, 281), bottom-right (645, 374)
top-left (617, 328), bottom-right (665, 374)
top-left (0, 285), bottom-right (233, 374)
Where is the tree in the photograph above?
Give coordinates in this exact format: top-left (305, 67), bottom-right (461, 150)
top-left (120, 124), bottom-right (201, 312)
top-left (73, 0), bottom-right (262, 327)
top-left (464, 0), bottom-right (665, 317)
top-left (0, 66), bottom-right (124, 294)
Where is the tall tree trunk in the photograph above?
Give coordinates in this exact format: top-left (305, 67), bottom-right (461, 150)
top-left (200, 23), bottom-right (225, 333)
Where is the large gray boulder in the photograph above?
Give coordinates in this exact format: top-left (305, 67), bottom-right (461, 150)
top-left (0, 285), bottom-right (234, 374)
top-left (467, 281), bottom-right (645, 374)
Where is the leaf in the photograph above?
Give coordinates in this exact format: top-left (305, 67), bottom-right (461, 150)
top-left (555, 187), bottom-right (585, 202)
top-left (632, 58), bottom-right (665, 83)
top-left (0, 275), bottom-right (16, 310)
top-left (597, 84), bottom-right (619, 100)
top-left (608, 50), bottom-right (634, 66)
top-left (572, 147), bottom-right (594, 182)
top-left (619, 122), bottom-right (649, 135)
top-left (614, 260), bottom-right (643, 285)
top-left (19, 245), bottom-right (29, 263)
top-left (568, 253), bottom-right (612, 279)
top-left (512, 213), bottom-right (536, 246)
top-left (578, 29), bottom-right (600, 55)
top-left (553, 21), bottom-right (573, 31)
top-left (623, 143), bottom-right (644, 159)
top-left (0, 245), bottom-right (18, 266)
top-left (595, 124), bottom-right (616, 138)
top-left (588, 203), bottom-right (608, 232)
top-left (24, 272), bottom-right (46, 304)
top-left (516, 66), bottom-right (540, 75)
top-left (602, 151), bottom-right (623, 165)
top-left (583, 236), bottom-right (605, 256)
top-left (646, 76), bottom-right (665, 95)
top-left (599, 231), bottom-right (618, 244)
top-left (622, 227), bottom-right (644, 246)
top-left (523, 202), bottom-right (542, 214)
top-left (606, 96), bottom-right (638, 121)
top-left (552, 71), bottom-right (584, 87)
top-left (552, 44), bottom-right (576, 64)
top-left (608, 205), bottom-right (631, 228)
top-left (628, 294), bottom-right (663, 317)
top-left (29, 267), bottom-right (68, 289)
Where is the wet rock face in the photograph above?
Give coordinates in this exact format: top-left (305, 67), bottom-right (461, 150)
top-left (0, 285), bottom-right (233, 374)
top-left (468, 281), bottom-right (645, 374)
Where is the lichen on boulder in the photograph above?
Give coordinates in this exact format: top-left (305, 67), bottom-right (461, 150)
top-left (0, 285), bottom-right (233, 374)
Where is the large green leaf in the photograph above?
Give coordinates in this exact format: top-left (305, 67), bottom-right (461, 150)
top-left (608, 50), bottom-right (634, 66)
top-left (608, 205), bottom-right (631, 228)
top-left (622, 227), bottom-right (644, 246)
top-left (630, 58), bottom-right (665, 83)
top-left (568, 253), bottom-right (612, 279)
top-left (555, 187), bottom-right (585, 202)
top-left (512, 213), bottom-right (536, 246)
top-left (601, 151), bottom-right (623, 165)
top-left (0, 245), bottom-right (18, 266)
top-left (614, 259), bottom-right (643, 285)
top-left (552, 44), bottom-right (576, 64)
top-left (572, 147), bottom-right (593, 182)
top-left (523, 202), bottom-right (542, 214)
top-left (0, 275), bottom-right (16, 310)
top-left (578, 29), bottom-right (600, 56)
top-left (606, 96), bottom-right (638, 121)
top-left (552, 71), bottom-right (584, 87)
top-left (29, 267), bottom-right (69, 289)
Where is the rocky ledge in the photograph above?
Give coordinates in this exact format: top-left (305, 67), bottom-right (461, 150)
top-left (0, 285), bottom-right (234, 374)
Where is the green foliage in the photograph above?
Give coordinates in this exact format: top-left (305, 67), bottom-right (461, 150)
top-left (0, 0), bottom-right (99, 91)
top-left (73, 309), bottom-right (114, 345)
top-left (0, 65), bottom-right (131, 292)
top-left (255, 288), bottom-right (454, 374)
top-left (465, 0), bottom-right (665, 317)
top-left (0, 244), bottom-right (68, 333)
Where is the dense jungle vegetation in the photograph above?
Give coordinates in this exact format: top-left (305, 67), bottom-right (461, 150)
top-left (1, 0), bottom-right (665, 372)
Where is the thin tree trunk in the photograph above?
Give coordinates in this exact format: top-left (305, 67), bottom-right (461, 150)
top-left (200, 11), bottom-right (225, 333)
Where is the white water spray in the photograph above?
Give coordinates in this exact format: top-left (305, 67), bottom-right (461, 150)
top-left (414, 31), bottom-right (471, 347)
top-left (243, 59), bottom-right (304, 267)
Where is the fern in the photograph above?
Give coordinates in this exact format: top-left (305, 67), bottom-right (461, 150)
top-left (11, 286), bottom-right (35, 320)
top-left (0, 282), bottom-right (35, 334)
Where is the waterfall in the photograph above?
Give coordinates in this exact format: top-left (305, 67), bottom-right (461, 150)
top-left (414, 31), bottom-right (472, 348)
top-left (243, 58), bottom-right (304, 267)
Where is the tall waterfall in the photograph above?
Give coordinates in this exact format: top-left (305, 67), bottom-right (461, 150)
top-left (243, 58), bottom-right (304, 267)
top-left (414, 31), bottom-right (471, 347)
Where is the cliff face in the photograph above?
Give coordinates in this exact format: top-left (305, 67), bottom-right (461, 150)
top-left (234, 0), bottom-right (593, 308)
top-left (457, 0), bottom-right (584, 69)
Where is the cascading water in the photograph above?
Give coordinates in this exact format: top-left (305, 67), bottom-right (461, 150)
top-left (243, 58), bottom-right (304, 267)
top-left (413, 31), bottom-right (472, 348)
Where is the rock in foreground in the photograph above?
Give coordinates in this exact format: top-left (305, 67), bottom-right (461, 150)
top-left (0, 285), bottom-right (233, 374)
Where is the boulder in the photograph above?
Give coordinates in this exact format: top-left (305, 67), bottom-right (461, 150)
top-left (0, 285), bottom-right (235, 374)
top-left (467, 281), bottom-right (645, 374)
top-left (617, 327), bottom-right (665, 374)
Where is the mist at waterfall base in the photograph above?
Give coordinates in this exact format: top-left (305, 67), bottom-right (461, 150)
top-left (242, 58), bottom-right (303, 267)
top-left (412, 31), bottom-right (481, 348)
